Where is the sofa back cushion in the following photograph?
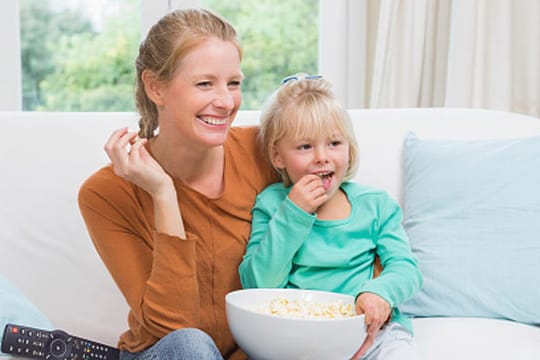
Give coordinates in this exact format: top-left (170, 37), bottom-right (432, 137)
top-left (0, 112), bottom-right (136, 345)
top-left (400, 132), bottom-right (540, 324)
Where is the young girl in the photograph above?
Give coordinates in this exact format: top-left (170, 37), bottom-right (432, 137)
top-left (239, 74), bottom-right (423, 360)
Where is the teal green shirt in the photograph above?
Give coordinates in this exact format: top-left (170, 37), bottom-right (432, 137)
top-left (239, 181), bottom-right (423, 333)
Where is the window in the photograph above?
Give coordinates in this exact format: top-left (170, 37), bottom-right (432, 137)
top-left (20, 0), bottom-right (141, 111)
top-left (200, 0), bottom-right (319, 110)
top-left (7, 0), bottom-right (319, 111)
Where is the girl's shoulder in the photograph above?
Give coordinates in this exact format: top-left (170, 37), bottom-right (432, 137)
top-left (259, 182), bottom-right (288, 195)
top-left (254, 182), bottom-right (289, 208)
top-left (341, 182), bottom-right (396, 204)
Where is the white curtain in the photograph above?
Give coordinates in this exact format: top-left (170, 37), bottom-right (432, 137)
top-left (445, 0), bottom-right (539, 117)
top-left (320, 0), bottom-right (540, 118)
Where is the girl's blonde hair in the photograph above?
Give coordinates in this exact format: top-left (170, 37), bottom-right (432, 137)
top-left (135, 8), bottom-right (242, 139)
top-left (259, 73), bottom-right (359, 186)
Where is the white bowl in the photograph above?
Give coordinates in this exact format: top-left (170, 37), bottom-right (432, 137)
top-left (225, 288), bottom-right (366, 360)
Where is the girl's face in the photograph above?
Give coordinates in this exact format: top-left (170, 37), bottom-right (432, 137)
top-left (272, 127), bottom-right (350, 197)
top-left (154, 37), bottom-right (243, 149)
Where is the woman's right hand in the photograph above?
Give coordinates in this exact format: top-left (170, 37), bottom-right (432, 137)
top-left (104, 127), bottom-right (173, 198)
top-left (105, 127), bottom-right (185, 237)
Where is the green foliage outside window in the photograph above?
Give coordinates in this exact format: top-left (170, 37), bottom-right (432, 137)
top-left (20, 1), bottom-right (94, 110)
top-left (38, 18), bottom-right (138, 111)
top-left (21, 0), bottom-right (139, 111)
top-left (203, 0), bottom-right (319, 109)
top-left (20, 0), bottom-right (318, 112)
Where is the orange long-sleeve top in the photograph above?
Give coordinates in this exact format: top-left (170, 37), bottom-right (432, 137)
top-left (78, 126), bottom-right (277, 360)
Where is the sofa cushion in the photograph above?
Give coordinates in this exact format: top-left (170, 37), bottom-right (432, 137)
top-left (400, 132), bottom-right (540, 324)
top-left (0, 275), bottom-right (53, 356)
top-left (412, 317), bottom-right (540, 359)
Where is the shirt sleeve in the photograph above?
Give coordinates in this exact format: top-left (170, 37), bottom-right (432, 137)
top-left (355, 195), bottom-right (423, 307)
top-left (239, 189), bottom-right (316, 288)
top-left (78, 170), bottom-right (202, 338)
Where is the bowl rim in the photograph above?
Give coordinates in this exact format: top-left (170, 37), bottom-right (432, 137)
top-left (225, 288), bottom-right (365, 323)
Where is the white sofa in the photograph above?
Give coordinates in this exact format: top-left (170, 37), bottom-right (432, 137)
top-left (1, 108), bottom-right (540, 360)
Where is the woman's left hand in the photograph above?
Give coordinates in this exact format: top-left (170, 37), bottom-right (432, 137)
top-left (350, 292), bottom-right (391, 359)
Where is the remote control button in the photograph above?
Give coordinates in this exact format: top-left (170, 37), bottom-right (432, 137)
top-left (50, 338), bottom-right (67, 357)
top-left (32, 340), bottom-right (45, 347)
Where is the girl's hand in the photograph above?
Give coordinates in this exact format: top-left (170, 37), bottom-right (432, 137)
top-left (104, 127), bottom-right (173, 197)
top-left (350, 292), bottom-right (391, 359)
top-left (287, 174), bottom-right (328, 214)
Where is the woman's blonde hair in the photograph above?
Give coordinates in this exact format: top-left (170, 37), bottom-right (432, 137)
top-left (259, 73), bottom-right (359, 186)
top-left (135, 8), bottom-right (242, 139)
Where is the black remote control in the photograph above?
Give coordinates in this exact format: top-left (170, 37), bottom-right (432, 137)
top-left (1, 323), bottom-right (120, 360)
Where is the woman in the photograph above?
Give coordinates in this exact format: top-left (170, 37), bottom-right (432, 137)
top-left (78, 8), bottom-right (276, 360)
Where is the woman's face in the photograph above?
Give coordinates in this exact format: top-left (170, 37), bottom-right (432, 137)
top-left (156, 37), bottom-right (243, 148)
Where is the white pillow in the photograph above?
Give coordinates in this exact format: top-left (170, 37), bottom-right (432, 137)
top-left (0, 275), bottom-right (53, 356)
top-left (400, 132), bottom-right (540, 325)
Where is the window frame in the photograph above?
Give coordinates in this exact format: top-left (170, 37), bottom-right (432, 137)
top-left (1, 1), bottom-right (22, 110)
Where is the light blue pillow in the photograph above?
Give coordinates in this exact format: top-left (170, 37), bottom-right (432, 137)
top-left (400, 132), bottom-right (540, 325)
top-left (0, 275), bottom-right (53, 356)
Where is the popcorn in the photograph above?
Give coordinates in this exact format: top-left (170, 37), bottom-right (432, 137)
top-left (254, 296), bottom-right (356, 319)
